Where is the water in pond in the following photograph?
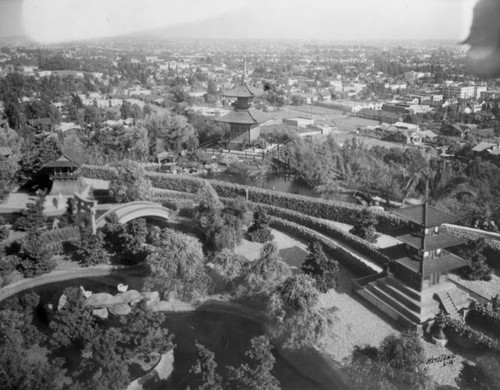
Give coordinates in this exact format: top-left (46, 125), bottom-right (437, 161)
top-left (202, 171), bottom-right (356, 204)
top-left (6, 272), bottom-right (343, 390)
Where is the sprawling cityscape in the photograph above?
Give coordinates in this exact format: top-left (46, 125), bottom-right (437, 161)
top-left (1, 0), bottom-right (500, 389)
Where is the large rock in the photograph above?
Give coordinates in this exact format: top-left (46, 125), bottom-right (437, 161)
top-left (85, 292), bottom-right (121, 308)
top-left (117, 290), bottom-right (143, 305)
top-left (85, 290), bottom-right (143, 308)
top-left (109, 303), bottom-right (132, 316)
top-left (92, 308), bottom-right (109, 319)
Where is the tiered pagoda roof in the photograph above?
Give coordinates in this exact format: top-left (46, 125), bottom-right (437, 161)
top-left (396, 232), bottom-right (467, 251)
top-left (393, 203), bottom-right (459, 227)
top-left (391, 203), bottom-right (469, 277)
top-left (214, 108), bottom-right (273, 125)
top-left (222, 83), bottom-right (264, 98)
top-left (394, 252), bottom-right (469, 277)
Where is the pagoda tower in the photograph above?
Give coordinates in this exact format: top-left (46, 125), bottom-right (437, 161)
top-left (355, 203), bottom-right (471, 328)
top-left (214, 58), bottom-right (270, 150)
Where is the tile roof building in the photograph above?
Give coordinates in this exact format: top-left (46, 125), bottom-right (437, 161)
top-left (354, 203), bottom-right (471, 328)
top-left (213, 59), bottom-right (269, 149)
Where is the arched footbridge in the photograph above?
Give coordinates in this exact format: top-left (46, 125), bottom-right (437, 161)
top-left (95, 201), bottom-right (171, 229)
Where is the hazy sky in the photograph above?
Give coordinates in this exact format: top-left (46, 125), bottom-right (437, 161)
top-left (0, 0), bottom-right (478, 43)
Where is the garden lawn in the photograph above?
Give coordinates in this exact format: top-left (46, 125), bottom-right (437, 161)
top-left (234, 229), bottom-right (308, 263)
top-left (318, 289), bottom-right (398, 362)
top-left (421, 340), bottom-right (466, 389)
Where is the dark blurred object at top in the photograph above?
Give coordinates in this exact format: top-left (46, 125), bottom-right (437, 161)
top-left (464, 0), bottom-right (500, 78)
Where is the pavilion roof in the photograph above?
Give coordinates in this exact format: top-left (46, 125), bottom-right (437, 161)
top-left (393, 204), bottom-right (459, 227)
top-left (42, 154), bottom-right (80, 169)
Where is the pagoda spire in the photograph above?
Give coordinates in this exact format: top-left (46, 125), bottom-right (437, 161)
top-left (241, 56), bottom-right (248, 84)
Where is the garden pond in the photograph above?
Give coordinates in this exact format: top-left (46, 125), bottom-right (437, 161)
top-left (3, 270), bottom-right (346, 390)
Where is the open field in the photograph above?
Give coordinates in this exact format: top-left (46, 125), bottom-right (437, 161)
top-left (332, 132), bottom-right (407, 149)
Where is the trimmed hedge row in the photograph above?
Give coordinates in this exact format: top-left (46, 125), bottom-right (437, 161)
top-left (443, 225), bottom-right (500, 266)
top-left (79, 164), bottom-right (409, 231)
top-left (77, 165), bottom-right (118, 181)
top-left (269, 216), bottom-right (378, 277)
top-left (468, 302), bottom-right (500, 330)
top-left (257, 203), bottom-right (391, 268)
top-left (445, 317), bottom-right (500, 353)
top-left (150, 189), bottom-right (197, 208)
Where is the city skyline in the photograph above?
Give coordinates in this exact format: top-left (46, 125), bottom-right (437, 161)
top-left (0, 0), bottom-right (478, 44)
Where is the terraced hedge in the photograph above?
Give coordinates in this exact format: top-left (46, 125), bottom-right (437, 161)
top-left (446, 317), bottom-right (500, 353)
top-left (269, 216), bottom-right (377, 277)
top-left (80, 165), bottom-right (409, 231)
top-left (77, 165), bottom-right (117, 181)
top-left (258, 204), bottom-right (391, 268)
top-left (443, 225), bottom-right (500, 267)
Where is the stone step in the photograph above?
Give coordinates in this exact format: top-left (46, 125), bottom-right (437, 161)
top-left (356, 288), bottom-right (416, 327)
top-left (384, 276), bottom-right (421, 301)
top-left (366, 282), bottom-right (422, 324)
top-left (375, 279), bottom-right (421, 313)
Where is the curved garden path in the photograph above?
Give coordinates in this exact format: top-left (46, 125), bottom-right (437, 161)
top-left (0, 264), bottom-right (129, 303)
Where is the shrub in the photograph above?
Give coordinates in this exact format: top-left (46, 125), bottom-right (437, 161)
top-left (269, 217), bottom-right (377, 277)
top-left (344, 330), bottom-right (429, 390)
top-left (237, 242), bottom-right (292, 299)
top-left (301, 241), bottom-right (339, 292)
top-left (13, 196), bottom-right (47, 232)
top-left (459, 238), bottom-right (492, 281)
top-left (75, 229), bottom-right (110, 266)
top-left (0, 226), bottom-right (9, 241)
top-left (247, 207), bottom-right (274, 243)
top-left (349, 208), bottom-right (379, 243)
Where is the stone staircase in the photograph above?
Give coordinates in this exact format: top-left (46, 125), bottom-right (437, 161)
top-left (355, 275), bottom-right (468, 325)
top-left (436, 290), bottom-right (469, 320)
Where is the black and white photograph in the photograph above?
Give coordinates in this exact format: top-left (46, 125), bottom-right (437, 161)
top-left (1, 0), bottom-right (500, 389)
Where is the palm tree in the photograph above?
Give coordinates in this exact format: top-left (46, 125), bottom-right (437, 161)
top-left (402, 160), bottom-right (476, 206)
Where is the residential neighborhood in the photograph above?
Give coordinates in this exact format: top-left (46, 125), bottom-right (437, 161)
top-left (1, 0), bottom-right (500, 389)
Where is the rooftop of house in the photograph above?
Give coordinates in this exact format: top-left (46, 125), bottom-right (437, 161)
top-left (393, 203), bottom-right (460, 227)
top-left (472, 141), bottom-right (497, 152)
